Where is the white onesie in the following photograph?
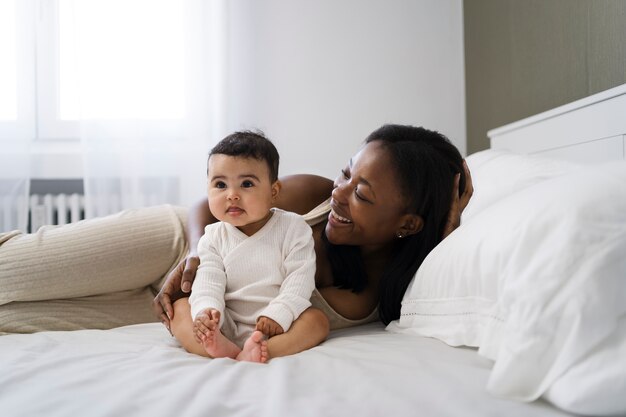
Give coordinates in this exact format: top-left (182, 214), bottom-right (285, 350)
top-left (189, 208), bottom-right (316, 347)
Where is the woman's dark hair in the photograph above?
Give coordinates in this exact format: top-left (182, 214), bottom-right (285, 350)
top-left (209, 130), bottom-right (280, 182)
top-left (324, 124), bottom-right (465, 325)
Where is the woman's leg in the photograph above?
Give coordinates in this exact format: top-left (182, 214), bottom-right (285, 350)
top-left (0, 205), bottom-right (188, 333)
top-left (266, 307), bottom-right (330, 359)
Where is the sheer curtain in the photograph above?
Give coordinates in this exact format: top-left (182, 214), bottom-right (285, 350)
top-left (1, 0), bottom-right (227, 232)
top-left (62, 0), bottom-right (227, 218)
top-left (0, 0), bottom-right (34, 232)
top-left (0, 131), bottom-right (30, 233)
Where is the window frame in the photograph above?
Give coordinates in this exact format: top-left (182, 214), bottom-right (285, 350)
top-left (36, 0), bottom-right (81, 141)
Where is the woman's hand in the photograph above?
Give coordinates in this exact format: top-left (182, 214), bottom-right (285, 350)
top-left (152, 255), bottom-right (200, 330)
top-left (442, 160), bottom-right (474, 239)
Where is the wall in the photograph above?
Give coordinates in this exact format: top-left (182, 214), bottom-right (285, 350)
top-left (464, 0), bottom-right (626, 154)
top-left (223, 0), bottom-right (465, 179)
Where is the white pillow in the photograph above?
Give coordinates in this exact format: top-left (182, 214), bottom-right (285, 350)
top-left (544, 315), bottom-right (626, 416)
top-left (387, 161), bottom-right (626, 416)
top-left (462, 149), bottom-right (581, 222)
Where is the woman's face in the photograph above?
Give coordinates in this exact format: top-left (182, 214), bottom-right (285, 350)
top-left (325, 141), bottom-right (414, 253)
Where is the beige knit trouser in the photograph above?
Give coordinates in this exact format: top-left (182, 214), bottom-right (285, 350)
top-left (0, 205), bottom-right (188, 334)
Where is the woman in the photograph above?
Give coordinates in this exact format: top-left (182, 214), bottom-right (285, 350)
top-left (0, 124), bottom-right (470, 338)
top-left (155, 124), bottom-right (473, 358)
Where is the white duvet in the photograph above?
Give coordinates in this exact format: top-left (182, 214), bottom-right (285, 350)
top-left (0, 323), bottom-right (571, 417)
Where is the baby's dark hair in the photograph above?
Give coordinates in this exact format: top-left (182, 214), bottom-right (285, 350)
top-left (209, 131), bottom-right (280, 182)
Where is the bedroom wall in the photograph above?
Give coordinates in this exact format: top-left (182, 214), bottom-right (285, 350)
top-left (464, 0), bottom-right (626, 154)
top-left (223, 0), bottom-right (466, 179)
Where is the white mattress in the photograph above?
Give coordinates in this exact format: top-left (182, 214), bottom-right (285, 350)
top-left (0, 323), bottom-right (572, 417)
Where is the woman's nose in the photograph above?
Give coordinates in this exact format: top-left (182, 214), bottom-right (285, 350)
top-left (331, 181), bottom-right (350, 203)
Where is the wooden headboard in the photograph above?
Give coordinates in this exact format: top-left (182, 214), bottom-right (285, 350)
top-left (488, 83), bottom-right (626, 164)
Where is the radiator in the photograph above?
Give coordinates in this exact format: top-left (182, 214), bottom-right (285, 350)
top-left (29, 193), bottom-right (85, 232)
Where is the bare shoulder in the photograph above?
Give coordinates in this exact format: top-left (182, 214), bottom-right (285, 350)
top-left (275, 174), bottom-right (333, 215)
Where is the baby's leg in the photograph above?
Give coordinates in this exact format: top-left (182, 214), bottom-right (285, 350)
top-left (236, 331), bottom-right (268, 363)
top-left (171, 298), bottom-right (209, 357)
top-left (266, 308), bottom-right (329, 359)
top-left (171, 299), bottom-right (241, 359)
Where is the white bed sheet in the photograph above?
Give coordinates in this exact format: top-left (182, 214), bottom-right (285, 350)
top-left (0, 323), bottom-right (572, 417)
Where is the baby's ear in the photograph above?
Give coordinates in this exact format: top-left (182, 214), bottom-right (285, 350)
top-left (271, 180), bottom-right (282, 200)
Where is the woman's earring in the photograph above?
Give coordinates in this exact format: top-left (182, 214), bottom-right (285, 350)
top-left (396, 231), bottom-right (405, 239)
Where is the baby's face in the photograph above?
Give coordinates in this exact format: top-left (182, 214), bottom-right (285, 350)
top-left (207, 154), bottom-right (278, 236)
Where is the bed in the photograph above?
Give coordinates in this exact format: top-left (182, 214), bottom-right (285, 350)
top-left (1, 85), bottom-right (625, 417)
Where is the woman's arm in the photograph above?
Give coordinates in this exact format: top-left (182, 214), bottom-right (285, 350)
top-left (186, 198), bottom-right (214, 258)
top-left (274, 174), bottom-right (334, 214)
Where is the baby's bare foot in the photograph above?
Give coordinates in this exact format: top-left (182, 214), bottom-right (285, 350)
top-left (236, 331), bottom-right (268, 363)
top-left (202, 319), bottom-right (240, 359)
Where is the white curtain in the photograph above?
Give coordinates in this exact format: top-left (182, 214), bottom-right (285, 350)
top-left (0, 138), bottom-right (31, 233)
top-left (0, 0), bottom-right (34, 232)
top-left (62, 0), bottom-right (227, 218)
top-left (1, 0), bottom-right (228, 231)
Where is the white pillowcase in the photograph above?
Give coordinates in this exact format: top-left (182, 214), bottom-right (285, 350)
top-left (544, 315), bottom-right (626, 416)
top-left (387, 160), bottom-right (626, 416)
top-left (462, 149), bottom-right (580, 222)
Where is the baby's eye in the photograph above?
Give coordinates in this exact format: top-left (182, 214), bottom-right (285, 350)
top-left (215, 181), bottom-right (226, 189)
top-left (241, 180), bottom-right (254, 188)
top-left (341, 169), bottom-right (350, 179)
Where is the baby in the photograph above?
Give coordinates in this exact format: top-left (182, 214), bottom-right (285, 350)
top-left (186, 131), bottom-right (317, 362)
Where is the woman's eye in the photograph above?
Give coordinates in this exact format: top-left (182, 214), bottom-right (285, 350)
top-left (242, 180), bottom-right (254, 188)
top-left (354, 189), bottom-right (366, 202)
top-left (341, 169), bottom-right (350, 179)
top-left (355, 187), bottom-right (372, 203)
top-left (215, 181), bottom-right (226, 189)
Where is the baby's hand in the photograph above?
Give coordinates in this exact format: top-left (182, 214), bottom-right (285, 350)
top-left (256, 316), bottom-right (284, 338)
top-left (193, 308), bottom-right (220, 343)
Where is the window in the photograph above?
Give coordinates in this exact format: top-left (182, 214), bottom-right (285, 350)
top-left (56, 0), bottom-right (186, 122)
top-left (0, 0), bottom-right (17, 121)
top-left (1, 0), bottom-right (187, 141)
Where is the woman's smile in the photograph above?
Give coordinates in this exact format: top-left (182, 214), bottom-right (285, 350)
top-left (328, 209), bottom-right (352, 225)
top-left (327, 200), bottom-right (354, 232)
